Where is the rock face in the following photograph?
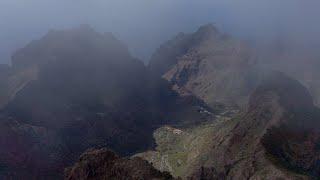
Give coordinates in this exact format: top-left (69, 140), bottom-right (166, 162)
top-left (0, 25), bottom-right (210, 179)
top-left (256, 73), bottom-right (320, 177)
top-left (149, 24), bottom-right (260, 107)
top-left (222, 72), bottom-right (320, 179)
top-left (65, 148), bottom-right (174, 180)
top-left (137, 72), bottom-right (319, 179)
top-left (147, 24), bottom-right (320, 178)
top-left (186, 167), bottom-right (226, 180)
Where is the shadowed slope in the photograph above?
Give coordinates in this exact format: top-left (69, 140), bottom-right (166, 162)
top-left (0, 25), bottom-right (210, 179)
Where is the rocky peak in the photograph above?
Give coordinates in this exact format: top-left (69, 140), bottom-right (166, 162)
top-left (148, 24), bottom-right (222, 77)
top-left (192, 23), bottom-right (220, 42)
top-left (65, 148), bottom-right (175, 180)
top-left (149, 24), bottom-right (258, 107)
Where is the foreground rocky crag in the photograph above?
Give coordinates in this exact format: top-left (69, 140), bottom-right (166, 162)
top-left (138, 72), bottom-right (319, 179)
top-left (0, 25), bottom-right (210, 179)
top-left (65, 148), bottom-right (174, 180)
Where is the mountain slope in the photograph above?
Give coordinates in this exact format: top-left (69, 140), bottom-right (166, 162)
top-left (0, 25), bottom-right (210, 179)
top-left (149, 24), bottom-right (260, 107)
top-left (65, 148), bottom-right (175, 180)
top-left (137, 72), bottom-right (319, 179)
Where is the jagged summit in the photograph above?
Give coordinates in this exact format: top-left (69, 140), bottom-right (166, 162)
top-left (148, 24), bottom-right (222, 77)
top-left (149, 23), bottom-right (258, 107)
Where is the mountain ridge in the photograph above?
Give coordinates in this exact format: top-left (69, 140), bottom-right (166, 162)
top-left (137, 72), bottom-right (319, 179)
top-left (0, 25), bottom-right (211, 179)
top-left (149, 24), bottom-right (260, 107)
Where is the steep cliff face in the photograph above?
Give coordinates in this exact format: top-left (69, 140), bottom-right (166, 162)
top-left (137, 72), bottom-right (318, 179)
top-left (255, 73), bottom-right (320, 177)
top-left (149, 24), bottom-right (260, 107)
top-left (222, 72), bottom-right (320, 179)
top-left (0, 25), bottom-right (210, 179)
top-left (65, 148), bottom-right (175, 180)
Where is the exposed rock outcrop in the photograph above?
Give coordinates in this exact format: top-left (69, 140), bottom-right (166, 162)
top-left (65, 148), bottom-right (174, 180)
top-left (149, 24), bottom-right (260, 107)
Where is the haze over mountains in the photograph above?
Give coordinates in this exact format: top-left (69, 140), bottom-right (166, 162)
top-left (0, 22), bottom-right (320, 180)
top-left (1, 0), bottom-right (320, 63)
top-left (139, 25), bottom-right (320, 179)
top-left (0, 25), bottom-right (210, 179)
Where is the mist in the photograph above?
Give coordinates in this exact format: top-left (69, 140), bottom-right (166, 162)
top-left (2, 1), bottom-right (320, 179)
top-left (1, 0), bottom-right (320, 63)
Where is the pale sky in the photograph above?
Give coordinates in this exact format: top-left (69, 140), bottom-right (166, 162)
top-left (0, 0), bottom-right (319, 63)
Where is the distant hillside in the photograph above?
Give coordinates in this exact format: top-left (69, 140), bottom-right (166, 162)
top-left (256, 40), bottom-right (320, 107)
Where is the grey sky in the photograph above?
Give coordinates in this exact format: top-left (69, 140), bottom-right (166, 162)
top-left (1, 0), bottom-right (320, 63)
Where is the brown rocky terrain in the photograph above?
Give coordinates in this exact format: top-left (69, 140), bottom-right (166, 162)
top-left (222, 72), bottom-right (320, 179)
top-left (149, 24), bottom-right (261, 107)
top-left (65, 148), bottom-right (175, 180)
top-left (137, 72), bottom-right (319, 179)
top-left (149, 24), bottom-right (320, 110)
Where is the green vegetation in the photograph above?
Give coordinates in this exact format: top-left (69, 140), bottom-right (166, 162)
top-left (135, 114), bottom-right (239, 178)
